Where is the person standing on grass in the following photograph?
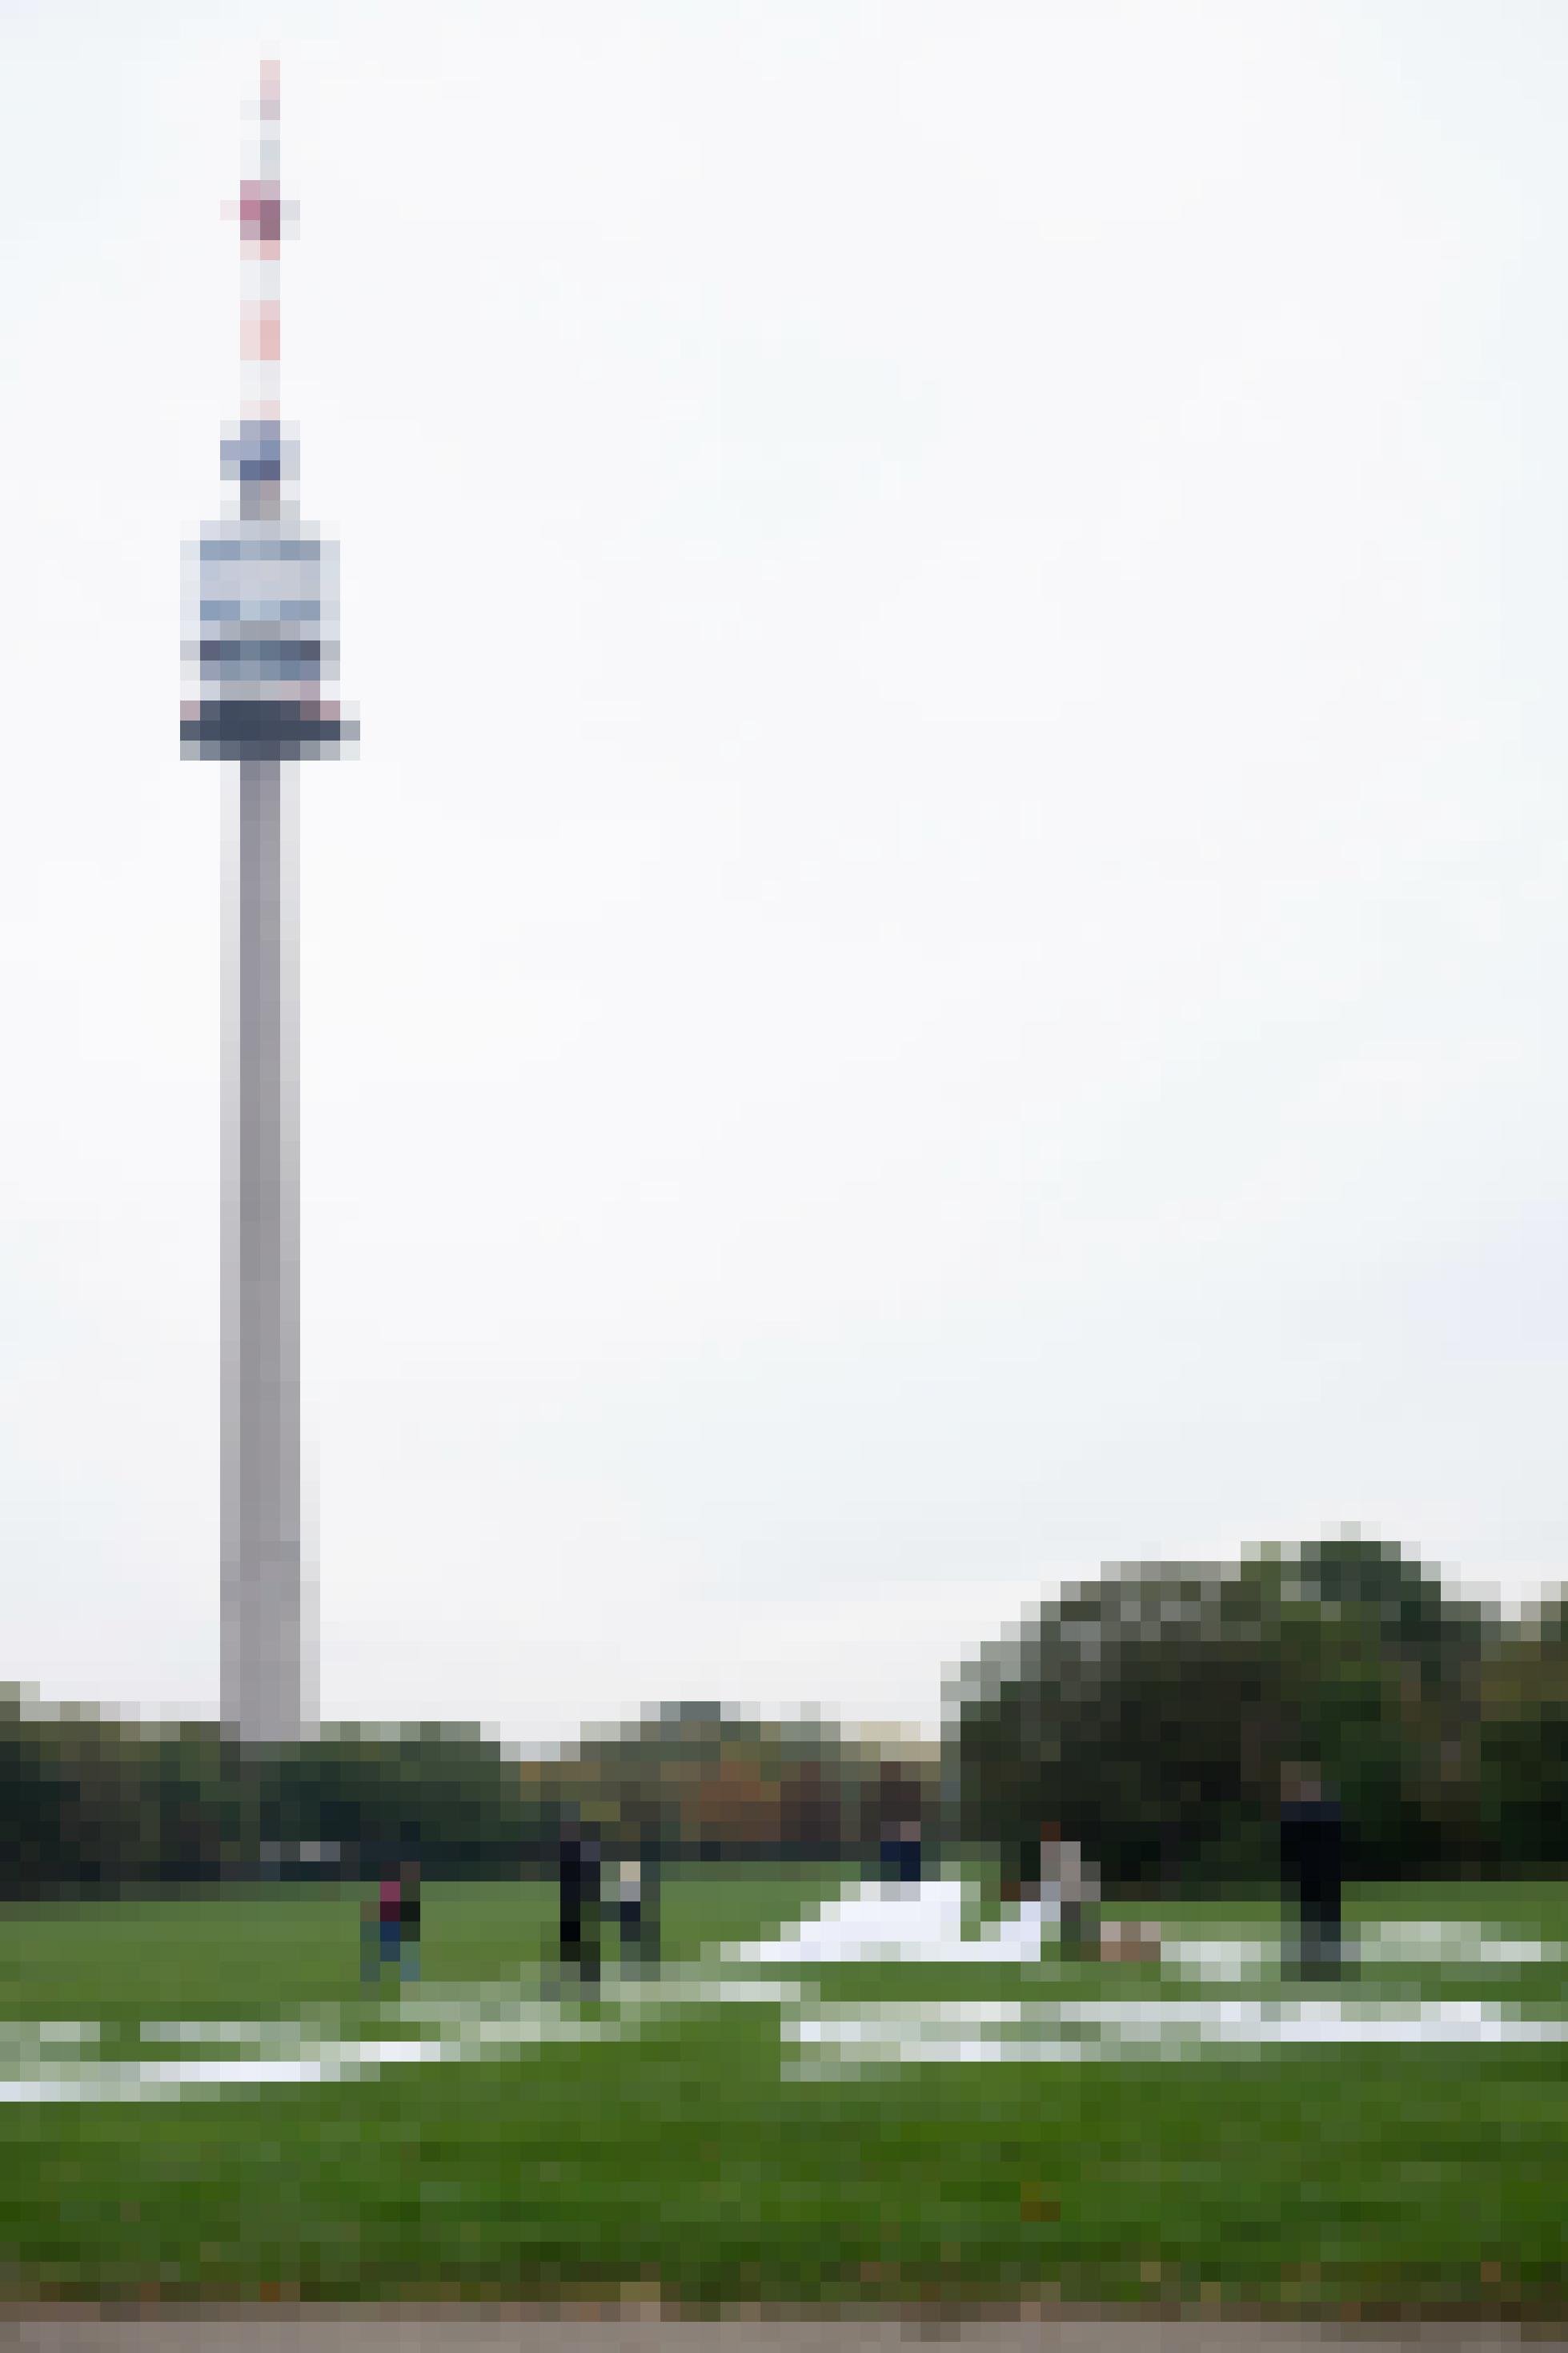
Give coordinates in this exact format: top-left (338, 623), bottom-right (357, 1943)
top-left (634, 1833), bottom-right (662, 1970)
top-left (615, 1853), bottom-right (644, 1966)
top-left (398, 1861), bottom-right (422, 1985)
top-left (377, 1868), bottom-right (403, 1981)
top-left (1280, 1763), bottom-right (1344, 1975)
top-left (558, 1817), bottom-right (602, 1990)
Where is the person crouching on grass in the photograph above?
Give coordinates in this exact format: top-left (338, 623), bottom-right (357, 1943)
top-left (1039, 1821), bottom-right (1159, 1964)
top-left (1040, 1823), bottom-right (1101, 1959)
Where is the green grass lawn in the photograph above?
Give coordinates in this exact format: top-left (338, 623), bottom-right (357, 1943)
top-left (1, 1868), bottom-right (1565, 2315)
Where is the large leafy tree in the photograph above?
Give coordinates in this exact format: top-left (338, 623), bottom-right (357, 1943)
top-left (1479, 1590), bottom-right (1568, 1867)
top-left (949, 1537), bottom-right (1498, 1889)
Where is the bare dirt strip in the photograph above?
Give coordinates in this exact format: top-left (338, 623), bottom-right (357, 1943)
top-left (0, 2305), bottom-right (1563, 2351)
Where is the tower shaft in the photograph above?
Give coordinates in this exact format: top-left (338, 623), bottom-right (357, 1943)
top-left (221, 757), bottom-right (306, 1746)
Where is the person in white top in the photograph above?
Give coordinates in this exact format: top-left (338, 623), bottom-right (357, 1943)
top-left (616, 1857), bottom-right (646, 1968)
top-left (1041, 1821), bottom-right (1127, 1959)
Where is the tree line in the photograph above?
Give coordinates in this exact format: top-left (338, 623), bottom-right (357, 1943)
top-left (2, 1536), bottom-right (1562, 1897)
top-left (0, 1696), bottom-right (937, 1897)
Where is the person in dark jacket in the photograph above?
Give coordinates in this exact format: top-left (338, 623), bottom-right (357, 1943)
top-left (376, 1870), bottom-right (402, 1980)
top-left (397, 1861), bottom-right (422, 1985)
top-left (557, 1819), bottom-right (602, 1990)
top-left (879, 1820), bottom-right (922, 1885)
top-left (1280, 1765), bottom-right (1344, 1975)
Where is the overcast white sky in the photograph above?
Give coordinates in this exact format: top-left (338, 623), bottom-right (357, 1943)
top-left (2, 0), bottom-right (1566, 1747)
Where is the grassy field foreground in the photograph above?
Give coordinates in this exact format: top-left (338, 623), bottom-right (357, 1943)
top-left (0, 1868), bottom-right (1564, 2315)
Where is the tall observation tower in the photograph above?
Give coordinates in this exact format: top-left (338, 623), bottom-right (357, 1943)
top-left (181, 62), bottom-right (355, 1747)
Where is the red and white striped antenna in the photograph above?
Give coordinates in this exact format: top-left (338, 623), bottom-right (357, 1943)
top-left (229, 58), bottom-right (295, 520)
